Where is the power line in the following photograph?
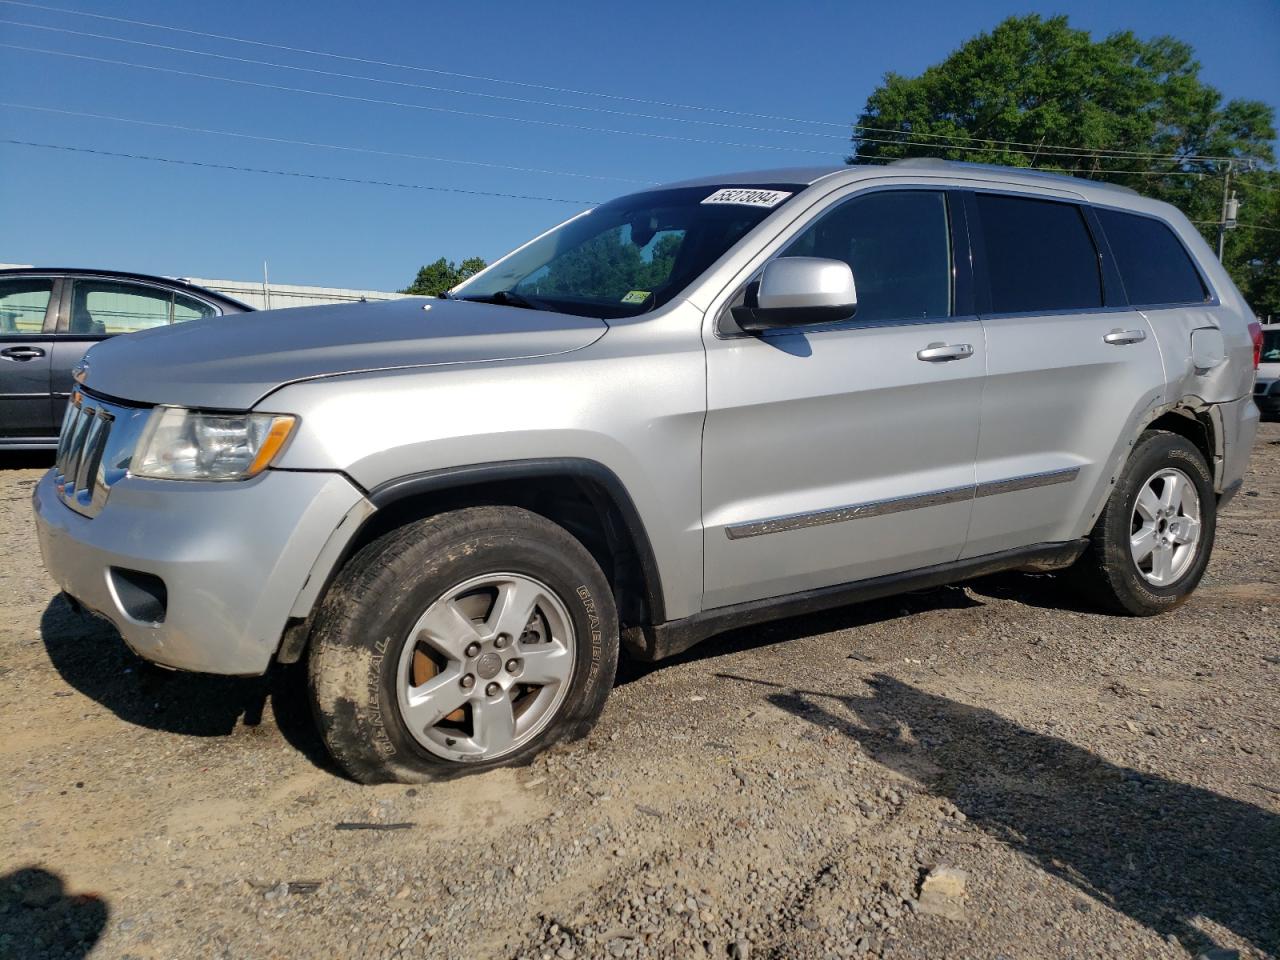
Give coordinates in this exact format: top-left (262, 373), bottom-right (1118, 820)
top-left (852, 134), bottom-right (1246, 164)
top-left (0, 44), bottom-right (846, 157)
top-left (2, 43), bottom-right (1252, 171)
top-left (1192, 220), bottom-right (1280, 234)
top-left (0, 0), bottom-right (847, 129)
top-left (0, 138), bottom-right (601, 203)
top-left (0, 19), bottom-right (851, 142)
top-left (0, 102), bottom-right (656, 184)
top-left (0, 1), bottom-right (1255, 164)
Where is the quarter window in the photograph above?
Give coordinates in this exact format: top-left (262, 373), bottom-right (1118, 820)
top-left (0, 277), bottom-right (53, 334)
top-left (975, 194), bottom-right (1103, 313)
top-left (69, 280), bottom-right (173, 335)
top-left (1095, 208), bottom-right (1208, 306)
top-left (173, 291), bottom-right (217, 324)
top-left (782, 190), bottom-right (952, 324)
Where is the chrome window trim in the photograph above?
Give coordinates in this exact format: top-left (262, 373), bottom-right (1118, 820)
top-left (725, 466), bottom-right (1080, 540)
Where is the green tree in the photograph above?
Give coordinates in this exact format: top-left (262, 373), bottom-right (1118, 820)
top-left (402, 256), bottom-right (487, 297)
top-left (537, 229), bottom-right (685, 301)
top-left (849, 14), bottom-right (1279, 317)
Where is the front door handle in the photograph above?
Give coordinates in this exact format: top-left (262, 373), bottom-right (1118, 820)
top-left (1103, 328), bottom-right (1147, 346)
top-left (916, 342), bottom-right (974, 362)
top-left (0, 346), bottom-right (45, 361)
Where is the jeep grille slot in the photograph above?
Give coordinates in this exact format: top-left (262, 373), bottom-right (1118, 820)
top-left (53, 390), bottom-right (153, 518)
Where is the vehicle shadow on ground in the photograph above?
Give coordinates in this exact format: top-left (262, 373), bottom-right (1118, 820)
top-left (0, 865), bottom-right (108, 959)
top-left (727, 672), bottom-right (1280, 957)
top-left (0, 451), bottom-right (54, 471)
top-left (964, 569), bottom-right (1110, 614)
top-left (617, 583), bottom-right (987, 685)
top-left (38, 595), bottom-right (338, 775)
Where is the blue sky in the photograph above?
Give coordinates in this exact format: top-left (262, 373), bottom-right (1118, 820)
top-left (1, 0), bottom-right (1277, 292)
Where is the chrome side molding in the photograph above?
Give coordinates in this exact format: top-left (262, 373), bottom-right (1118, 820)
top-left (975, 466), bottom-right (1081, 499)
top-left (726, 466), bottom-right (1081, 540)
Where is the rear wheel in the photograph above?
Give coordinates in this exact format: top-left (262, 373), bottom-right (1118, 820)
top-left (308, 506), bottom-right (618, 783)
top-left (1073, 430), bottom-right (1216, 615)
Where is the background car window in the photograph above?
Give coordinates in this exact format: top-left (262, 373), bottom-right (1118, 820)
top-left (0, 277), bottom-right (53, 334)
top-left (975, 194), bottom-right (1103, 313)
top-left (782, 191), bottom-right (951, 323)
top-left (69, 280), bottom-right (172, 335)
top-left (1263, 329), bottom-right (1280, 363)
top-left (172, 291), bottom-right (217, 324)
top-left (1095, 208), bottom-right (1208, 306)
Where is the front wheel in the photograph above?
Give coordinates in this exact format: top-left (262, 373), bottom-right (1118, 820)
top-left (1072, 430), bottom-right (1216, 616)
top-left (308, 506), bottom-right (619, 783)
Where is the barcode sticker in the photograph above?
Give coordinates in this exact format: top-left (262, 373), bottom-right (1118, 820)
top-left (701, 188), bottom-right (792, 208)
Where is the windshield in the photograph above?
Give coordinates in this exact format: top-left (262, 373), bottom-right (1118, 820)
top-left (455, 185), bottom-right (803, 319)
top-left (1263, 329), bottom-right (1280, 364)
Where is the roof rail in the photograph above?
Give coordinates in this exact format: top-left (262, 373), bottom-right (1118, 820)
top-left (886, 157), bottom-right (1140, 195)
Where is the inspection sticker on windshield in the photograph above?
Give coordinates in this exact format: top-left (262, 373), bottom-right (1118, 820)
top-left (701, 188), bottom-right (792, 208)
top-left (621, 290), bottom-right (650, 304)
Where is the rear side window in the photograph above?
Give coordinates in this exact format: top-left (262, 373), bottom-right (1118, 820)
top-left (975, 194), bottom-right (1102, 313)
top-left (782, 190), bottom-right (952, 323)
top-left (69, 280), bottom-right (172, 335)
top-left (1095, 208), bottom-right (1208, 306)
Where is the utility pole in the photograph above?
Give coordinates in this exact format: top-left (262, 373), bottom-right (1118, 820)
top-left (1217, 161), bottom-right (1238, 261)
top-left (263, 260), bottom-right (272, 310)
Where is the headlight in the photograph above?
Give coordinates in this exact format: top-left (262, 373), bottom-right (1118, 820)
top-left (131, 408), bottom-right (297, 481)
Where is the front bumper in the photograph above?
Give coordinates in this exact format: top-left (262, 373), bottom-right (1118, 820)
top-left (33, 468), bottom-right (368, 675)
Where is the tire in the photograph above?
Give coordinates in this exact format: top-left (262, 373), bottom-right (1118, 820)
top-left (1072, 430), bottom-right (1216, 616)
top-left (308, 506), bottom-right (619, 783)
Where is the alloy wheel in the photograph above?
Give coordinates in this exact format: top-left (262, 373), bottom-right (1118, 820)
top-left (395, 572), bottom-right (576, 762)
top-left (1129, 467), bottom-right (1201, 587)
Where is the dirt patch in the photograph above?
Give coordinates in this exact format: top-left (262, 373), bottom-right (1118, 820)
top-left (2, 427), bottom-right (1278, 960)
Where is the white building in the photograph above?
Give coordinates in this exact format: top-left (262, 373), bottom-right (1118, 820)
top-left (184, 275), bottom-right (405, 310)
top-left (0, 264), bottom-right (405, 310)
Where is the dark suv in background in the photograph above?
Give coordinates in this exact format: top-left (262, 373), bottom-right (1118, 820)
top-left (0, 268), bottom-right (251, 448)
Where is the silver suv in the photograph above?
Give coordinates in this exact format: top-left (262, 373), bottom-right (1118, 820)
top-left (33, 160), bottom-right (1259, 783)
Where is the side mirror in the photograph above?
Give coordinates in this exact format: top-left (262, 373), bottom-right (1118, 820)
top-left (732, 257), bottom-right (857, 332)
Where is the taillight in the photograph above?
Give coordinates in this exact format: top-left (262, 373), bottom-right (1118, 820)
top-left (1249, 320), bottom-right (1263, 369)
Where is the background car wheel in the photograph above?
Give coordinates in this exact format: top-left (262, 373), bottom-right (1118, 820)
top-left (1072, 430), bottom-right (1216, 616)
top-left (308, 506), bottom-right (619, 783)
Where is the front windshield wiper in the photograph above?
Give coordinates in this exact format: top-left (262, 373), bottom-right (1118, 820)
top-left (457, 290), bottom-right (544, 311)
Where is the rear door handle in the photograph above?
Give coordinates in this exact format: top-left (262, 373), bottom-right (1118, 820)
top-left (0, 346), bottom-right (45, 361)
top-left (916, 342), bottom-right (974, 362)
top-left (1103, 328), bottom-right (1147, 346)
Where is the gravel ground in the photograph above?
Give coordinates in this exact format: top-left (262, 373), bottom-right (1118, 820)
top-left (2, 426), bottom-right (1278, 960)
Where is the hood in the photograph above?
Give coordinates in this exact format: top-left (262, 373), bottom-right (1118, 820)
top-left (79, 298), bottom-right (608, 409)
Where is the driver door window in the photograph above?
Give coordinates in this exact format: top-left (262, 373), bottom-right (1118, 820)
top-left (780, 190), bottom-right (952, 324)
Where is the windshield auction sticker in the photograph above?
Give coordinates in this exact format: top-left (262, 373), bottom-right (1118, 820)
top-left (701, 188), bottom-right (792, 208)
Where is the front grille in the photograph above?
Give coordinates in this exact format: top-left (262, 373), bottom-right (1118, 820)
top-left (53, 390), bottom-right (152, 517)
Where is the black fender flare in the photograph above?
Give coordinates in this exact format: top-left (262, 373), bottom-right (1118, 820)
top-left (366, 457), bottom-right (667, 624)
